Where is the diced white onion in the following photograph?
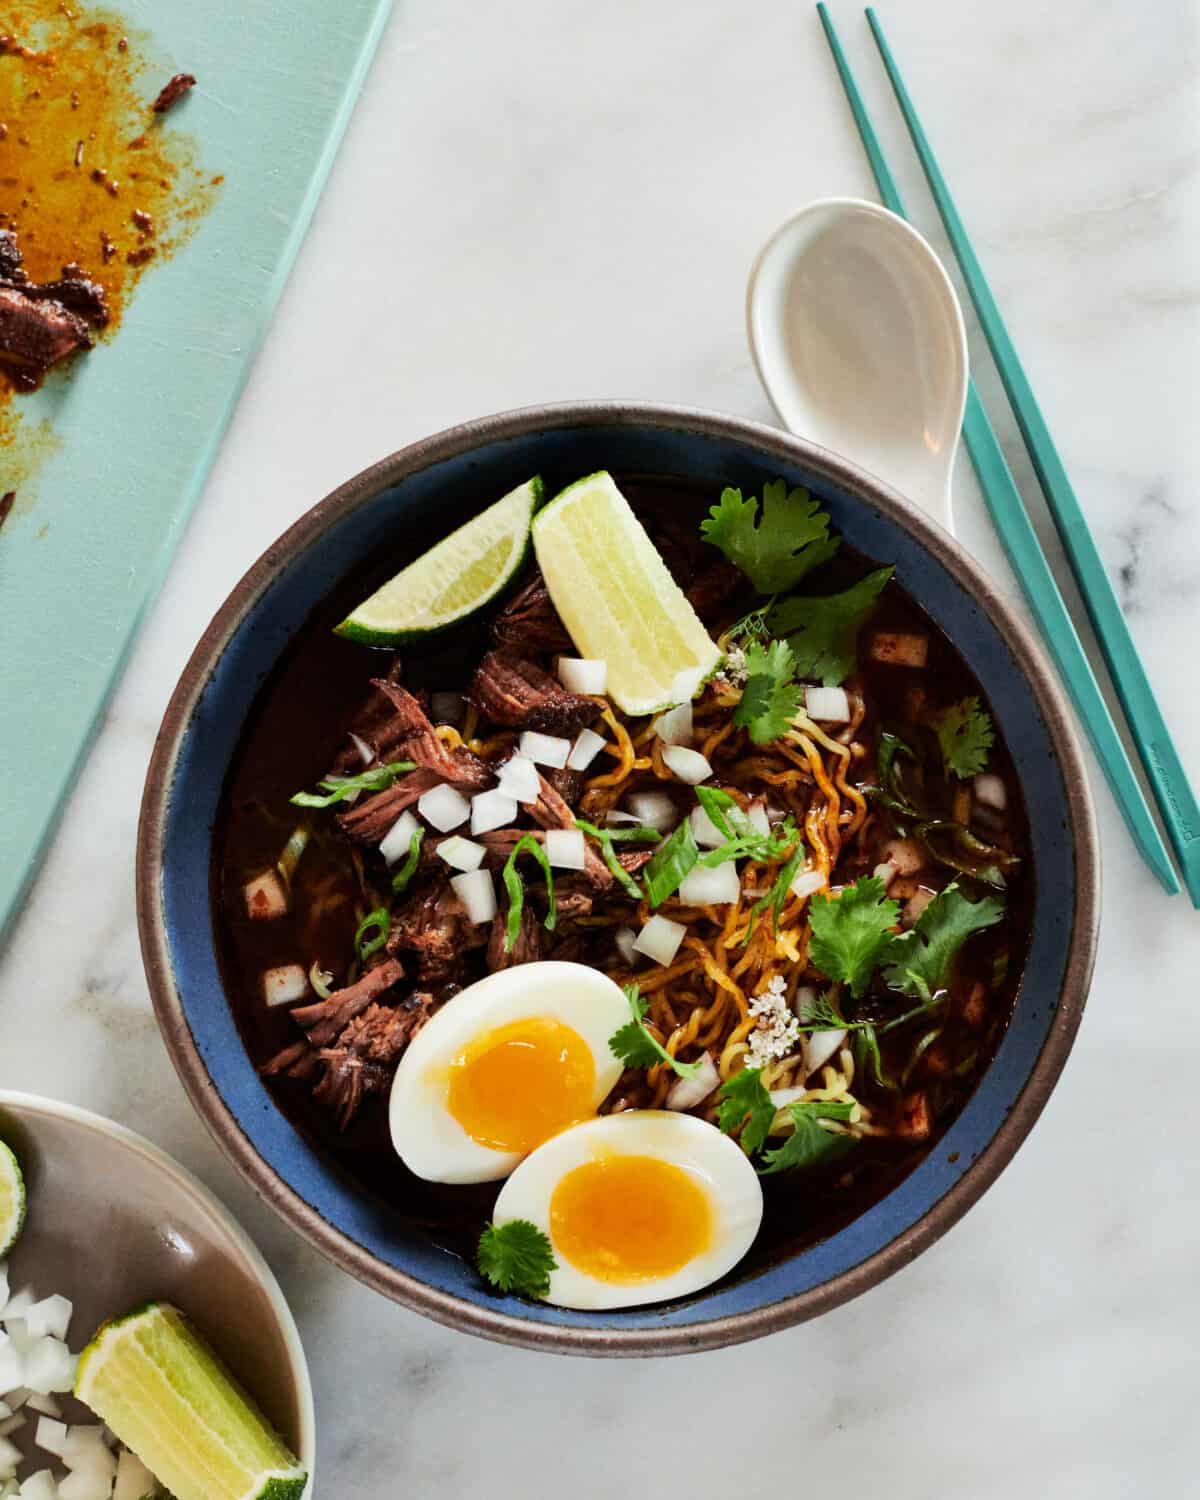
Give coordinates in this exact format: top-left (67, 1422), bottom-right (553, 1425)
top-left (451, 870), bottom-right (497, 925)
top-left (21, 1301), bottom-right (70, 1345)
top-left (678, 861), bottom-right (741, 906)
top-left (417, 783), bottom-right (471, 831)
top-left (689, 804), bottom-right (726, 849)
top-left (768, 1085), bottom-right (807, 1111)
top-left (804, 685), bottom-right (851, 722)
top-left (379, 809), bottom-right (422, 865)
top-left (59, 1469), bottom-right (112, 1500)
top-left (666, 1052), bottom-right (720, 1112)
top-left (605, 809), bottom-right (642, 828)
top-left (747, 801), bottom-right (771, 837)
top-left (470, 788), bottom-right (517, 835)
top-left (496, 755), bottom-right (542, 805)
top-left (243, 870), bottom-right (287, 921)
top-left (430, 691), bottom-right (465, 724)
top-left (437, 836), bottom-right (486, 873)
top-left (803, 1029), bottom-right (848, 1077)
top-left (873, 859), bottom-right (898, 889)
top-left (349, 731), bottom-right (375, 767)
top-left (0, 1412), bottom-right (23, 1439)
top-left (662, 745), bottom-right (712, 785)
top-left (633, 914), bottom-right (687, 966)
top-left (114, 1450), bottom-right (156, 1500)
top-left (880, 837), bottom-right (925, 876)
top-left (545, 829), bottom-right (587, 870)
top-left (33, 1419), bottom-right (66, 1458)
top-left (22, 1395), bottom-right (59, 1420)
top-left (557, 657), bottom-right (607, 694)
top-left (625, 792), bottom-right (678, 831)
top-left (20, 1472), bottom-right (61, 1500)
top-left (790, 869), bottom-right (826, 901)
top-left (653, 701), bottom-right (693, 747)
top-left (974, 772), bottom-right (1007, 810)
top-left (21, 1337), bottom-right (75, 1396)
top-left (518, 731), bottom-right (571, 769)
top-left (614, 925), bottom-right (638, 966)
top-left (566, 727), bottom-right (606, 771)
top-left (262, 964), bottom-right (309, 1008)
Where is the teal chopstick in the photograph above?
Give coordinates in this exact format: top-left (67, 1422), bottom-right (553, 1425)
top-left (815, 3), bottom-right (1181, 896)
top-left (865, 8), bottom-right (1200, 907)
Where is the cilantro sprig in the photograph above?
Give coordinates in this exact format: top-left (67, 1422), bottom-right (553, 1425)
top-left (768, 568), bottom-right (894, 686)
top-left (501, 835), bottom-right (557, 951)
top-left (608, 983), bottom-right (702, 1079)
top-left (932, 697), bottom-right (995, 779)
top-left (808, 875), bottom-right (900, 998)
top-left (883, 882), bottom-right (1004, 997)
top-left (758, 1100), bottom-right (857, 1175)
top-left (733, 639), bottom-right (803, 745)
top-left (477, 1219), bottom-right (557, 1299)
top-left (290, 758), bottom-right (416, 809)
top-left (714, 1066), bottom-right (777, 1154)
top-left (701, 480), bottom-right (840, 594)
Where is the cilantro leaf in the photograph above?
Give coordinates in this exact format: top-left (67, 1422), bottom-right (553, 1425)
top-left (643, 817), bottom-right (700, 908)
top-left (808, 875), bottom-right (900, 998)
top-left (882, 882), bottom-right (1004, 997)
top-left (477, 1219), bottom-right (557, 1299)
top-left (701, 480), bottom-right (840, 594)
top-left (609, 983), bottom-right (702, 1079)
top-left (715, 1066), bottom-right (777, 1155)
top-left (758, 1100), bottom-right (857, 1175)
top-left (768, 567), bottom-right (894, 686)
top-left (733, 639), bottom-right (803, 745)
top-left (290, 758), bottom-right (416, 809)
top-left (932, 696), bottom-right (995, 779)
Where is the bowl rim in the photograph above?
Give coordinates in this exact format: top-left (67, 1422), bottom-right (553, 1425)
top-left (0, 1088), bottom-right (316, 1479)
top-left (136, 399), bottom-right (1100, 1356)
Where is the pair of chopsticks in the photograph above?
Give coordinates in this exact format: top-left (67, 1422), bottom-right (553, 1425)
top-left (817, 4), bottom-right (1200, 904)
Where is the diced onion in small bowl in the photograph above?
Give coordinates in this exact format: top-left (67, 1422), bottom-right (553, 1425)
top-left (33, 1417), bottom-right (66, 1457)
top-left (450, 870), bottom-right (497, 925)
top-left (497, 755), bottom-right (541, 805)
top-left (804, 685), bottom-right (851, 723)
top-left (974, 772), bottom-right (1007, 810)
top-left (470, 788), bottom-right (517, 835)
top-left (437, 836), bottom-right (486, 872)
top-left (262, 964), bottom-right (309, 1008)
top-left (747, 801), bottom-right (771, 836)
top-left (379, 809), bottom-right (422, 865)
top-left (625, 791), bottom-right (678, 831)
top-left (661, 745), bottom-right (712, 785)
top-left (22, 1301), bottom-right (70, 1344)
top-left (430, 691), bottom-right (466, 725)
top-left (114, 1450), bottom-right (156, 1500)
top-left (678, 862), bottom-right (741, 906)
top-left (614, 925), bottom-right (638, 965)
top-left (243, 870), bottom-right (287, 921)
top-left (666, 1052), bottom-right (720, 1112)
top-left (518, 731), bottom-right (570, 769)
top-left (790, 868), bottom-right (826, 902)
top-left (689, 803), bottom-right (726, 849)
top-left (803, 1028), bottom-right (847, 1077)
top-left (653, 701), bottom-right (693, 747)
top-left (566, 728), bottom-right (606, 771)
top-left (557, 657), bottom-right (607, 695)
top-left (418, 783), bottom-right (471, 831)
top-left (545, 829), bottom-right (587, 870)
top-left (633, 914), bottom-right (687, 966)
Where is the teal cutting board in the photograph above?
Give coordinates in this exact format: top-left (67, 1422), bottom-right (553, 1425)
top-left (0, 0), bottom-right (392, 938)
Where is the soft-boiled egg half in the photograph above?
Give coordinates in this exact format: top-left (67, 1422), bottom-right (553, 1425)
top-left (389, 961), bottom-right (630, 1184)
top-left (492, 1110), bottom-right (764, 1309)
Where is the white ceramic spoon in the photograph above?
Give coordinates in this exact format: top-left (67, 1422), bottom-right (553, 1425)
top-left (747, 197), bottom-right (968, 533)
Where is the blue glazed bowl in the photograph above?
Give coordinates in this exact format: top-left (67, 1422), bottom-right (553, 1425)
top-left (137, 403), bottom-right (1099, 1355)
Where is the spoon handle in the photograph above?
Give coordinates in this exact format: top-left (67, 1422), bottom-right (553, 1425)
top-left (816, 2), bottom-right (1181, 897)
top-left (865, 7), bottom-right (1200, 907)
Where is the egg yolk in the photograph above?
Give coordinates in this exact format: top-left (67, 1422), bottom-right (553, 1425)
top-left (549, 1154), bottom-right (713, 1283)
top-left (446, 1018), bottom-right (595, 1153)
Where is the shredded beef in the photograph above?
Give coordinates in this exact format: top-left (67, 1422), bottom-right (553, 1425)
top-left (544, 767), bottom-right (586, 807)
top-left (0, 230), bottom-right (25, 283)
top-left (0, 284), bottom-right (92, 390)
top-left (528, 771), bottom-right (576, 831)
top-left (476, 828), bottom-right (612, 891)
top-left (152, 72), bottom-right (197, 113)
top-left (338, 767), bottom-right (442, 843)
top-left (389, 882), bottom-right (488, 983)
top-left (487, 905), bottom-right (543, 970)
top-left (288, 956), bottom-right (405, 1046)
top-left (313, 993), bottom-right (436, 1128)
top-left (616, 847), bottom-right (655, 875)
top-left (468, 650), bottom-right (596, 736)
top-left (491, 572), bottom-right (573, 654)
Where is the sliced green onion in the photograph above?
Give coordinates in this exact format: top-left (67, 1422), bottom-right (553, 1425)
top-left (308, 961), bottom-right (335, 999)
top-left (502, 835), bottom-right (557, 952)
top-left (574, 819), bottom-right (657, 901)
top-left (642, 817), bottom-right (700, 908)
top-left (391, 827), bottom-right (426, 895)
top-left (275, 826), bottom-right (310, 888)
top-left (742, 841), bottom-right (805, 944)
top-left (354, 906), bottom-right (391, 962)
top-left (290, 758), bottom-right (416, 809)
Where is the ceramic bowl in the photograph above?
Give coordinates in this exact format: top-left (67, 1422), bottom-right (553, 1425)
top-left (137, 402), bottom-right (1099, 1356)
top-left (0, 1091), bottom-right (315, 1486)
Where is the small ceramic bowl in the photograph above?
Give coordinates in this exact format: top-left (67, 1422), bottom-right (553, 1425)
top-left (0, 1091), bottom-right (315, 1488)
top-left (137, 403), bottom-right (1099, 1356)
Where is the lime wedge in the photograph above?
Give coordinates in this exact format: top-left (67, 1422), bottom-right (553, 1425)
top-left (532, 472), bottom-right (722, 714)
top-left (0, 1140), bottom-right (26, 1257)
top-left (335, 476), bottom-right (543, 644)
top-left (75, 1302), bottom-right (307, 1500)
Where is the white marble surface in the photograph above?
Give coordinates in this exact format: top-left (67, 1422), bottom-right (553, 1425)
top-left (2, 0), bottom-right (1198, 1492)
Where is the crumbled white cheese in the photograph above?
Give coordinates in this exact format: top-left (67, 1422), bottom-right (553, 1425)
top-left (722, 646), bottom-right (749, 687)
top-left (747, 974), bottom-right (802, 1068)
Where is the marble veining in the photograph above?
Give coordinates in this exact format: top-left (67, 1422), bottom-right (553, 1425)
top-left (1, 1), bottom-right (1197, 1495)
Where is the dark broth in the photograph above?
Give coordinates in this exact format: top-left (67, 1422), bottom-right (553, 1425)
top-left (213, 477), bottom-right (1033, 1280)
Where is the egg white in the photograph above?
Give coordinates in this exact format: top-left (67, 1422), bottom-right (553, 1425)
top-left (388, 961), bottom-right (629, 1184)
top-left (491, 1110), bottom-right (764, 1309)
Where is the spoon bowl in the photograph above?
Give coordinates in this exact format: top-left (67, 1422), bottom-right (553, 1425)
top-left (747, 197), bottom-right (967, 532)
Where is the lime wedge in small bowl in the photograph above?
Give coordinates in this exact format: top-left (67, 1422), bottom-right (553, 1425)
top-left (75, 1301), bottom-right (308, 1500)
top-left (335, 475), bottom-right (543, 644)
top-left (0, 1140), bottom-right (26, 1257)
top-left (532, 471), bottom-right (721, 714)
